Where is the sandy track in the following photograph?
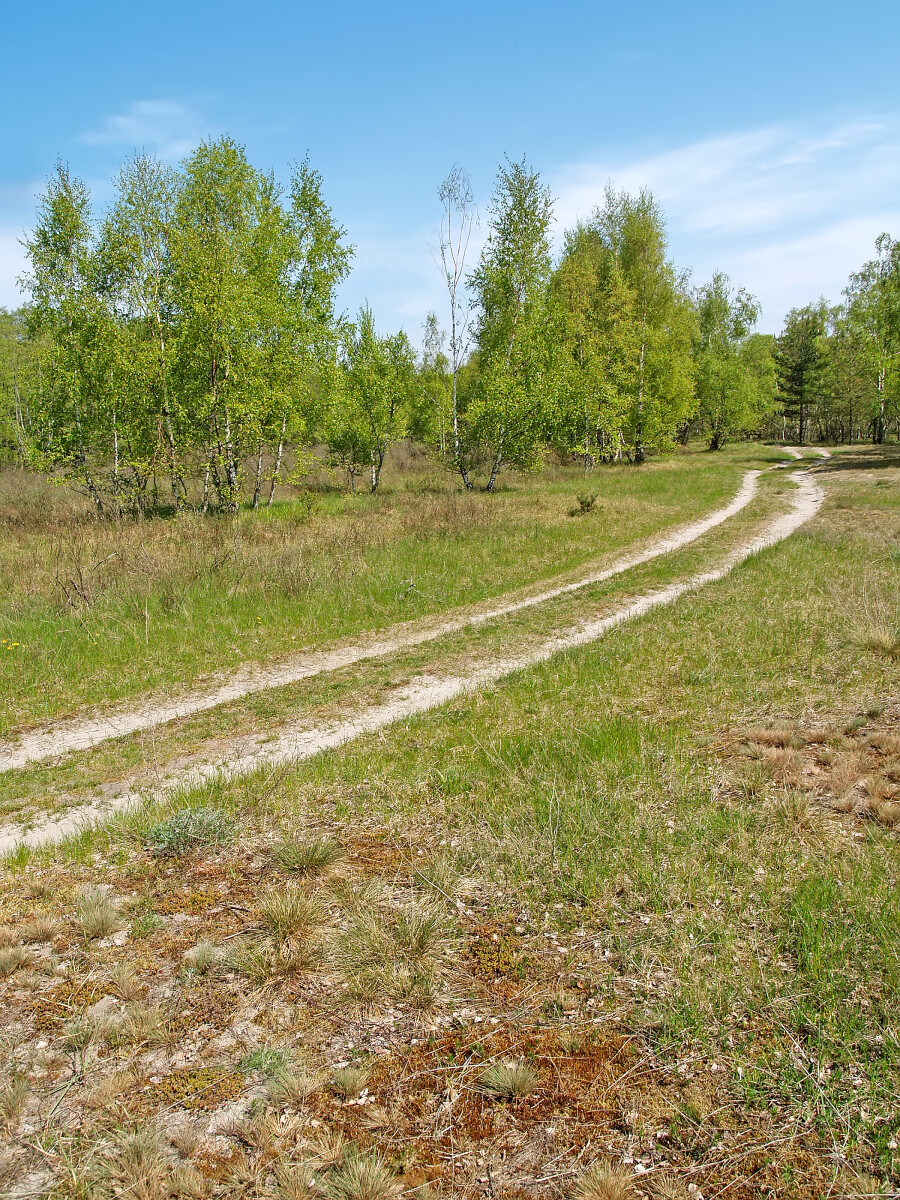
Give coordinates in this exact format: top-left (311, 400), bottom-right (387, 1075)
top-left (0, 469), bottom-right (765, 774)
top-left (0, 468), bottom-right (823, 853)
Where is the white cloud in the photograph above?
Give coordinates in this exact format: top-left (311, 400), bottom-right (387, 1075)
top-left (81, 99), bottom-right (208, 159)
top-left (550, 115), bottom-right (900, 329)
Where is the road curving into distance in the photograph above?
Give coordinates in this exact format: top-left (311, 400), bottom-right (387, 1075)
top-left (0, 464), bottom-right (823, 853)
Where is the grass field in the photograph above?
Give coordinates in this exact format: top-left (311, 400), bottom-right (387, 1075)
top-left (1, 445), bottom-right (898, 1200)
top-left (0, 444), bottom-right (782, 733)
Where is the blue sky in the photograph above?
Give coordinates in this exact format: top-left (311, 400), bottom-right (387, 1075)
top-left (2, 0), bottom-right (899, 336)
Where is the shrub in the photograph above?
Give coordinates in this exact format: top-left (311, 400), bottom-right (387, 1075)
top-left (145, 806), bottom-right (235, 856)
top-left (568, 492), bottom-right (598, 516)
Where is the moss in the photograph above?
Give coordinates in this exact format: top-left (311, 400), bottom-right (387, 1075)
top-left (144, 1066), bottom-right (244, 1111)
top-left (153, 888), bottom-right (220, 916)
top-left (466, 923), bottom-right (530, 981)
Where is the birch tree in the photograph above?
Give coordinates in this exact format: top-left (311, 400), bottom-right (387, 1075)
top-left (844, 234), bottom-right (900, 443)
top-left (436, 166), bottom-right (477, 487)
top-left (468, 157), bottom-right (555, 491)
top-left (327, 306), bottom-right (415, 492)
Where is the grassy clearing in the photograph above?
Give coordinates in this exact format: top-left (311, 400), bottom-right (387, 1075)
top-left (0, 445), bottom-right (775, 732)
top-left (1, 446), bottom-right (896, 1198)
top-left (0, 467), bottom-right (793, 827)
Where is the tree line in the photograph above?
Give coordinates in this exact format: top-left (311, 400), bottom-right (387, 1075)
top-left (0, 138), bottom-right (897, 513)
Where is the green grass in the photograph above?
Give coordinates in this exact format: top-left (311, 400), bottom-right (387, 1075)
top-left (2, 445), bottom-right (895, 1195)
top-left (71, 442), bottom-right (892, 1177)
top-left (0, 466), bottom-right (792, 824)
top-left (0, 444), bottom-right (775, 732)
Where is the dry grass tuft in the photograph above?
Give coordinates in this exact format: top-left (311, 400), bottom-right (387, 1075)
top-left (59, 1014), bottom-right (105, 1053)
top-left (649, 1176), bottom-right (689, 1199)
top-left (257, 885), bottom-right (324, 945)
top-left (864, 625), bottom-right (900, 661)
top-left (182, 940), bottom-right (223, 974)
top-left (105, 962), bottom-right (145, 1000)
top-left (108, 1002), bottom-right (169, 1047)
top-left (338, 900), bottom-right (447, 1007)
top-left (0, 1077), bottom-right (28, 1129)
top-left (85, 1067), bottom-right (139, 1113)
top-left (19, 916), bottom-right (59, 943)
top-left (75, 886), bottom-right (121, 941)
top-left (745, 726), bottom-right (803, 749)
top-left (0, 924), bottom-right (21, 948)
top-left (571, 1162), bottom-right (637, 1200)
top-left (23, 877), bottom-right (56, 900)
top-left (864, 774), bottom-right (898, 804)
top-left (870, 800), bottom-right (900, 828)
top-left (86, 1126), bottom-right (207, 1199)
top-left (268, 1065), bottom-right (323, 1107)
top-left (331, 1064), bottom-right (371, 1099)
top-left (0, 943), bottom-right (32, 977)
top-left (324, 1149), bottom-right (401, 1200)
top-left (270, 1160), bottom-right (319, 1200)
top-left (274, 834), bottom-right (344, 877)
top-left (763, 747), bottom-right (803, 786)
top-left (476, 1060), bottom-right (539, 1100)
top-left (829, 752), bottom-right (868, 798)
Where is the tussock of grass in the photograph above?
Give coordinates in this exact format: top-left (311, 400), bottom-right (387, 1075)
top-left (75, 886), bottom-right (121, 941)
top-left (324, 1148), bottom-right (401, 1200)
top-left (106, 1001), bottom-right (169, 1047)
top-left (331, 1064), bottom-right (371, 1099)
top-left (18, 915), bottom-right (59, 943)
top-left (476, 1060), bottom-right (539, 1100)
top-left (0, 1076), bottom-right (28, 1128)
top-left (182, 939), bottom-right (223, 974)
top-left (338, 900), bottom-right (447, 1008)
top-left (86, 1127), bottom-right (205, 1199)
top-left (571, 1163), bottom-right (637, 1200)
top-left (268, 1065), bottom-right (323, 1106)
top-left (274, 833), bottom-right (344, 877)
top-left (257, 885), bottom-right (324, 944)
top-left (0, 943), bottom-right (32, 977)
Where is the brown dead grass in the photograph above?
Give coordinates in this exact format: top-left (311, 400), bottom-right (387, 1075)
top-left (727, 701), bottom-right (900, 828)
top-left (0, 815), bottom-right (873, 1199)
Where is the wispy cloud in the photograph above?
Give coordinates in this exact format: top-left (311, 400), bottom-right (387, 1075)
top-left (550, 115), bottom-right (900, 329)
top-left (81, 99), bottom-right (210, 159)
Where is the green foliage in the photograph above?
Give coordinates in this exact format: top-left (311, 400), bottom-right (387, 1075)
top-left (20, 142), bottom-right (351, 513)
top-left (775, 302), bottom-right (829, 444)
top-left (326, 306), bottom-right (416, 492)
top-left (692, 272), bottom-right (775, 449)
top-left (144, 805), bottom-right (235, 856)
top-left (553, 186), bottom-right (696, 463)
top-left (467, 157), bottom-right (558, 489)
top-left (842, 233), bottom-right (900, 444)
